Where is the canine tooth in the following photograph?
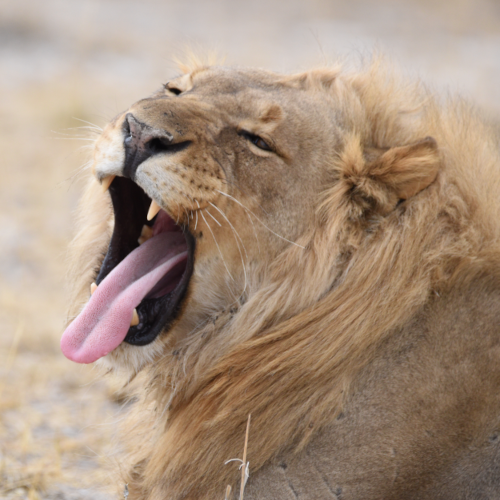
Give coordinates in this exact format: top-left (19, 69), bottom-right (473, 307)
top-left (138, 225), bottom-right (154, 245)
top-left (131, 309), bottom-right (140, 326)
top-left (101, 175), bottom-right (116, 192)
top-left (147, 200), bottom-right (161, 221)
top-left (90, 282), bottom-right (97, 295)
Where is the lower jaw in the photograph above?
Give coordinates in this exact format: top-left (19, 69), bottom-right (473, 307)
top-left (96, 339), bottom-right (162, 373)
top-left (123, 230), bottom-right (195, 347)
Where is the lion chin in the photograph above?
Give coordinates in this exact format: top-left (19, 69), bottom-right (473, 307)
top-left (63, 57), bottom-right (500, 500)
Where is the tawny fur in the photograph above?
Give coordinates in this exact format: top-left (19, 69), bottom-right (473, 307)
top-left (67, 58), bottom-right (500, 499)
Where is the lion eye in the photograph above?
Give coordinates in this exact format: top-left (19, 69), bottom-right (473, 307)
top-left (164, 83), bottom-right (182, 95)
top-left (241, 131), bottom-right (272, 152)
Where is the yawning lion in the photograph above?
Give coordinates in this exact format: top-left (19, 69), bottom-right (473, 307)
top-left (62, 58), bottom-right (500, 499)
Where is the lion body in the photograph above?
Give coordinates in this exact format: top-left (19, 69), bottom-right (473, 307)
top-left (245, 276), bottom-right (500, 499)
top-left (67, 58), bottom-right (500, 499)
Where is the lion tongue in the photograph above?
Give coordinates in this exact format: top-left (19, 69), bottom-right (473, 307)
top-left (60, 232), bottom-right (187, 364)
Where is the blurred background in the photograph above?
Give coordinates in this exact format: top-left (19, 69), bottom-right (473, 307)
top-left (0, 0), bottom-right (499, 498)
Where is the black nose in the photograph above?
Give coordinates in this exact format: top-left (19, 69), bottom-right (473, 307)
top-left (122, 113), bottom-right (190, 180)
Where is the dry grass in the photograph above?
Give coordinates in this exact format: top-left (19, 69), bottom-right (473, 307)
top-left (222, 415), bottom-right (251, 500)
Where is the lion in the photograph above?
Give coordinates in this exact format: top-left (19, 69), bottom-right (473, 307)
top-left (61, 57), bottom-right (500, 499)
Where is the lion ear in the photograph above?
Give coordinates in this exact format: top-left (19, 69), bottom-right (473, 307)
top-left (343, 136), bottom-right (440, 216)
top-left (369, 137), bottom-right (440, 201)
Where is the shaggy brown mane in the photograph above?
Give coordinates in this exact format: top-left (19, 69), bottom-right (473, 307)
top-left (67, 59), bottom-right (500, 499)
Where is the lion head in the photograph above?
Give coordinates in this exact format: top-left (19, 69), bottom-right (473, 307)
top-left (62, 59), bottom-right (500, 499)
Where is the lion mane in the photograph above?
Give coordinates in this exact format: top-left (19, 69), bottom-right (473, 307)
top-left (65, 57), bottom-right (500, 499)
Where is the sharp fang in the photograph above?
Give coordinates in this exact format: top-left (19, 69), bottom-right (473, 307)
top-left (147, 200), bottom-right (161, 221)
top-left (131, 309), bottom-right (140, 327)
top-left (101, 175), bottom-right (116, 192)
top-left (138, 225), bottom-right (154, 245)
top-left (90, 282), bottom-right (97, 295)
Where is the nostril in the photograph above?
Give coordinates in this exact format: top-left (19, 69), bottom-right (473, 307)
top-left (123, 114), bottom-right (134, 144)
top-left (147, 138), bottom-right (192, 155)
top-left (148, 137), bottom-right (173, 155)
top-left (122, 111), bottom-right (190, 171)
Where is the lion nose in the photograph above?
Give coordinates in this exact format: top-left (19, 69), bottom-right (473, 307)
top-left (123, 113), bottom-right (186, 180)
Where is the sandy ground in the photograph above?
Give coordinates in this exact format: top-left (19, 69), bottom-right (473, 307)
top-left (0, 0), bottom-right (499, 498)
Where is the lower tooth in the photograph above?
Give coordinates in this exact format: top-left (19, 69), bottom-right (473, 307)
top-left (131, 309), bottom-right (139, 326)
top-left (138, 225), bottom-right (154, 245)
top-left (90, 282), bottom-right (97, 295)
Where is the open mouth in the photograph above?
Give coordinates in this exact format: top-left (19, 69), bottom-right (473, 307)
top-left (61, 176), bottom-right (195, 364)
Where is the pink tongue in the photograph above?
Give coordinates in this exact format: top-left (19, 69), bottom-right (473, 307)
top-left (61, 232), bottom-right (187, 364)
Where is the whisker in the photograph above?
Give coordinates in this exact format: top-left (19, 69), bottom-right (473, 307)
top-left (60, 160), bottom-right (93, 188)
top-left (68, 125), bottom-right (102, 131)
top-left (205, 209), bottom-right (222, 227)
top-left (246, 211), bottom-right (261, 254)
top-left (71, 117), bottom-right (104, 131)
top-left (65, 124), bottom-right (102, 131)
top-left (50, 129), bottom-right (97, 139)
top-left (80, 159), bottom-right (93, 170)
top-left (65, 126), bottom-right (102, 137)
top-left (209, 202), bottom-right (248, 296)
top-left (182, 316), bottom-right (212, 344)
top-left (216, 190), bottom-right (306, 249)
top-left (208, 202), bottom-right (248, 260)
top-left (51, 136), bottom-right (96, 142)
top-left (200, 211), bottom-right (235, 282)
top-left (204, 206), bottom-right (248, 296)
top-left (194, 210), bottom-right (199, 231)
top-left (76, 146), bottom-right (94, 154)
